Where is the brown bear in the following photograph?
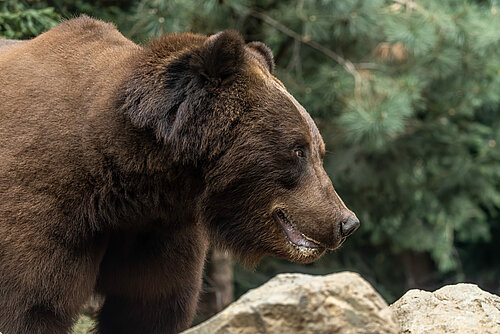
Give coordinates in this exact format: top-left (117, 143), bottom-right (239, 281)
top-left (0, 16), bottom-right (359, 334)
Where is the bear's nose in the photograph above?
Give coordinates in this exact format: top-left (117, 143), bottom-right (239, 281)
top-left (341, 215), bottom-right (360, 238)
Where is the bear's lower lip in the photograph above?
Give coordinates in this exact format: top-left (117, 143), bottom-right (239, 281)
top-left (274, 209), bottom-right (322, 249)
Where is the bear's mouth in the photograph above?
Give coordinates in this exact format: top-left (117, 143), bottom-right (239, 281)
top-left (274, 209), bottom-right (322, 249)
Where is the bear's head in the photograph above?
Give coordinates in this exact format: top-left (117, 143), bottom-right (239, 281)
top-left (122, 31), bottom-right (359, 264)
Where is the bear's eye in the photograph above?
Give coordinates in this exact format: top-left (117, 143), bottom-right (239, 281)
top-left (295, 149), bottom-right (305, 158)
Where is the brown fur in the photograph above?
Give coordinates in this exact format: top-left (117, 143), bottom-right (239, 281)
top-left (0, 16), bottom-right (358, 334)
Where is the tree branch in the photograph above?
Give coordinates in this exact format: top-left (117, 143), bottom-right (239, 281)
top-left (247, 8), bottom-right (363, 92)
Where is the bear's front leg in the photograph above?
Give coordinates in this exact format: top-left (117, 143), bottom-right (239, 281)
top-left (97, 286), bottom-right (201, 334)
top-left (0, 225), bottom-right (106, 334)
top-left (96, 226), bottom-right (208, 334)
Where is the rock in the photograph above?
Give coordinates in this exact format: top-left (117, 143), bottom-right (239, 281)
top-left (183, 272), bottom-right (399, 334)
top-left (390, 283), bottom-right (500, 333)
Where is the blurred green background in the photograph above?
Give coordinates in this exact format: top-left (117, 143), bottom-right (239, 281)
top-left (2, 0), bottom-right (499, 326)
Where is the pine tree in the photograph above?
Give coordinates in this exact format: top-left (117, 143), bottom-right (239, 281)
top-left (0, 0), bottom-right (59, 38)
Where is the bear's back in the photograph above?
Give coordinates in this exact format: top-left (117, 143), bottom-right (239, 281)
top-left (0, 15), bottom-right (139, 82)
top-left (0, 39), bottom-right (25, 54)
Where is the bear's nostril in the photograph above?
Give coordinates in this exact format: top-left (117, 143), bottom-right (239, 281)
top-left (341, 215), bottom-right (360, 238)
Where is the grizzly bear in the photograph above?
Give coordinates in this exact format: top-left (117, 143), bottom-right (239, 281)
top-left (0, 16), bottom-right (359, 334)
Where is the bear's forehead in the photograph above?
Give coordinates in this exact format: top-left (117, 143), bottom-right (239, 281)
top-left (249, 63), bottom-right (326, 157)
top-left (274, 82), bottom-right (325, 152)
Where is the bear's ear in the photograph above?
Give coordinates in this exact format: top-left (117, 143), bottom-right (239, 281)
top-left (191, 30), bottom-right (245, 83)
top-left (246, 41), bottom-right (275, 74)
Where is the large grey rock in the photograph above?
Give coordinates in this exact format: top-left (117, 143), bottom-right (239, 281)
top-left (183, 272), bottom-right (399, 334)
top-left (390, 283), bottom-right (500, 333)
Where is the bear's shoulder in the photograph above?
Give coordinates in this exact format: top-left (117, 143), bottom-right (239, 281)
top-left (30, 15), bottom-right (135, 51)
top-left (53, 15), bottom-right (118, 36)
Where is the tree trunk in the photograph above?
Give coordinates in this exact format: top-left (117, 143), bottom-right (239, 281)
top-left (401, 251), bottom-right (436, 291)
top-left (198, 248), bottom-right (234, 320)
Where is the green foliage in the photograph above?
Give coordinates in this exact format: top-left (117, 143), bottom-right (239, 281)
top-left (2, 0), bottom-right (499, 301)
top-left (71, 315), bottom-right (94, 334)
top-left (326, 0), bottom-right (500, 275)
top-left (0, 0), bottom-right (59, 38)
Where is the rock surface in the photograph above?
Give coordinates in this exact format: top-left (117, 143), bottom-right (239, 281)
top-left (390, 283), bottom-right (500, 333)
top-left (183, 272), bottom-right (399, 334)
top-left (184, 272), bottom-right (500, 334)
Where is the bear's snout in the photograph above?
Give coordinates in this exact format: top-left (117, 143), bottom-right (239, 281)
top-left (340, 215), bottom-right (360, 238)
top-left (320, 210), bottom-right (360, 250)
top-left (313, 212), bottom-right (359, 250)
